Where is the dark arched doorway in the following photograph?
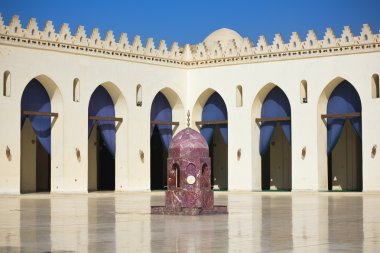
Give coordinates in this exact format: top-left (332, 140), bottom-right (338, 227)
top-left (200, 92), bottom-right (228, 191)
top-left (258, 86), bottom-right (291, 191)
top-left (150, 92), bottom-right (173, 190)
top-left (325, 80), bottom-right (362, 191)
top-left (21, 78), bottom-right (54, 193)
top-left (88, 86), bottom-right (116, 191)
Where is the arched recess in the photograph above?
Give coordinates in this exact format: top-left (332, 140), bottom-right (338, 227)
top-left (236, 85), bottom-right (243, 107)
top-left (136, 84), bottom-right (142, 106)
top-left (150, 88), bottom-right (184, 190)
top-left (300, 80), bottom-right (308, 103)
top-left (255, 85), bottom-right (292, 191)
top-left (87, 82), bottom-right (127, 191)
top-left (73, 78), bottom-right (80, 102)
top-left (3, 70), bottom-right (11, 97)
top-left (20, 75), bottom-right (63, 193)
top-left (192, 89), bottom-right (228, 190)
top-left (159, 87), bottom-right (184, 136)
top-left (318, 78), bottom-right (362, 191)
top-left (251, 83), bottom-right (289, 191)
top-left (372, 74), bottom-right (379, 99)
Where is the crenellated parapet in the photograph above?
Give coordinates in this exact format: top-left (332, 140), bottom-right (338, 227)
top-left (0, 14), bottom-right (379, 68)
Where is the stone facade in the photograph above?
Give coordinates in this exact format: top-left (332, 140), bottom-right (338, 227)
top-left (1, 14), bottom-right (380, 193)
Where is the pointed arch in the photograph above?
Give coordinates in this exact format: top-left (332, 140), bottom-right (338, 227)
top-left (326, 81), bottom-right (362, 154)
top-left (87, 81), bottom-right (127, 192)
top-left (191, 88), bottom-right (217, 127)
top-left (251, 82), bottom-right (292, 191)
top-left (159, 87), bottom-right (184, 134)
top-left (317, 77), bottom-right (344, 190)
top-left (192, 88), bottom-right (229, 190)
top-left (200, 92), bottom-right (228, 145)
top-left (150, 87), bottom-right (185, 145)
top-left (191, 88), bottom-right (229, 140)
top-left (21, 79), bottom-right (52, 153)
top-left (149, 87), bottom-right (184, 190)
top-left (150, 91), bottom-right (172, 151)
top-left (20, 75), bottom-right (63, 193)
top-left (317, 77), bottom-right (362, 191)
top-left (88, 85), bottom-right (116, 156)
top-left (259, 86), bottom-right (291, 156)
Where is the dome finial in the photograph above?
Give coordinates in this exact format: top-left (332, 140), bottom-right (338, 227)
top-left (187, 110), bottom-right (190, 128)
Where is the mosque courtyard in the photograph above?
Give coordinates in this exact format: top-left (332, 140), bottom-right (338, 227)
top-left (0, 191), bottom-right (379, 252)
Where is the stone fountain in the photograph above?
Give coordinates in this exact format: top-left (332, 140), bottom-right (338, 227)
top-left (151, 123), bottom-right (228, 215)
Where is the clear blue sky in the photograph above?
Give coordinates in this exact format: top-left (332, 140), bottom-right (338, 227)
top-left (1, 0), bottom-right (379, 46)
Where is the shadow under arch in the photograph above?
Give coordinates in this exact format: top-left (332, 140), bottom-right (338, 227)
top-left (191, 88), bottom-right (228, 190)
top-left (191, 88), bottom-right (218, 126)
top-left (149, 87), bottom-right (184, 190)
top-left (158, 87), bottom-right (184, 135)
top-left (251, 83), bottom-right (292, 191)
top-left (87, 81), bottom-right (128, 192)
top-left (317, 77), bottom-right (362, 191)
top-left (20, 74), bottom-right (63, 193)
top-left (97, 81), bottom-right (129, 121)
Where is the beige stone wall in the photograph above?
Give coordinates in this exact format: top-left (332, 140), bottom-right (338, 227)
top-left (88, 125), bottom-right (97, 191)
top-left (187, 52), bottom-right (380, 191)
top-left (0, 43), bottom-right (187, 193)
top-left (0, 15), bottom-right (380, 193)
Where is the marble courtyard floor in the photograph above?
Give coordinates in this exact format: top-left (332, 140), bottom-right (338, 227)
top-left (0, 191), bottom-right (380, 252)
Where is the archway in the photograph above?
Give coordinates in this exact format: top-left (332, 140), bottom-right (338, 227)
top-left (323, 80), bottom-right (362, 191)
top-left (88, 85), bottom-right (120, 191)
top-left (150, 92), bottom-right (173, 190)
top-left (20, 77), bottom-right (59, 193)
top-left (258, 86), bottom-right (292, 191)
top-left (197, 91), bottom-right (228, 191)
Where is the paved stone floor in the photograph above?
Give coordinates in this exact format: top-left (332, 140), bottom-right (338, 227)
top-left (0, 191), bottom-right (380, 252)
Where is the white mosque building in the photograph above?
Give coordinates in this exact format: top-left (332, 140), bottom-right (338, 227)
top-left (0, 14), bottom-right (380, 194)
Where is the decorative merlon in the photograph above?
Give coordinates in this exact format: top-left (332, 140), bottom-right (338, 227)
top-left (0, 14), bottom-right (379, 68)
top-left (289, 32), bottom-right (303, 50)
top-left (25, 18), bottom-right (39, 39)
top-left (58, 23), bottom-right (72, 43)
top-left (40, 20), bottom-right (56, 41)
top-left (131, 35), bottom-right (143, 54)
top-left (340, 26), bottom-right (356, 46)
top-left (89, 28), bottom-right (102, 48)
top-left (239, 37), bottom-right (254, 56)
top-left (322, 28), bottom-right (338, 47)
top-left (104, 30), bottom-right (116, 50)
top-left (182, 44), bottom-right (193, 61)
top-left (74, 25), bottom-right (87, 46)
top-left (304, 30), bottom-right (320, 49)
top-left (271, 34), bottom-right (286, 52)
top-left (8, 15), bottom-right (23, 37)
top-left (158, 40), bottom-right (168, 58)
top-left (256, 35), bottom-right (269, 53)
top-left (145, 37), bottom-right (155, 56)
top-left (117, 33), bottom-right (130, 52)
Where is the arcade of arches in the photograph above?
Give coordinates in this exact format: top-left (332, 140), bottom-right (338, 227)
top-left (18, 77), bottom-right (364, 193)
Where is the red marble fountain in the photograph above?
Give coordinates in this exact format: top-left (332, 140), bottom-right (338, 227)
top-left (151, 127), bottom-right (228, 215)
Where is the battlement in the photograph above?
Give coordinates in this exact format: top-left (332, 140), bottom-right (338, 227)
top-left (0, 14), bottom-right (379, 68)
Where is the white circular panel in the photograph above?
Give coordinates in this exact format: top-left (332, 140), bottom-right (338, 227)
top-left (186, 175), bottom-right (196, 185)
